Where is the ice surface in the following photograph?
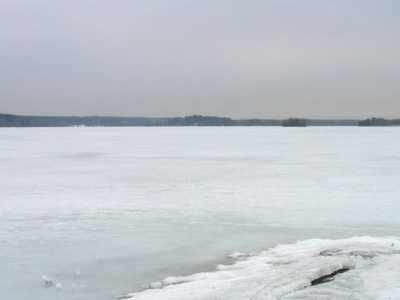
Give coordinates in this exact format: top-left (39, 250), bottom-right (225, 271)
top-left (1, 127), bottom-right (400, 300)
top-left (124, 237), bottom-right (400, 300)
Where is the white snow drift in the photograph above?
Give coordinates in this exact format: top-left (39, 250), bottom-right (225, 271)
top-left (124, 237), bottom-right (400, 300)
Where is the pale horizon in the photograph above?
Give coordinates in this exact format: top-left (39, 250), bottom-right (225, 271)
top-left (1, 1), bottom-right (400, 119)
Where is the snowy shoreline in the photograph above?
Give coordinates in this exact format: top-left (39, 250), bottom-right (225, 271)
top-left (122, 236), bottom-right (400, 300)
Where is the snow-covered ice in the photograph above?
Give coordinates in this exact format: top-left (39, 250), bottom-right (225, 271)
top-left (123, 237), bottom-right (400, 300)
top-left (1, 127), bottom-right (400, 300)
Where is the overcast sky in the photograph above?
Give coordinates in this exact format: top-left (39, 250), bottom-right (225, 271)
top-left (1, 1), bottom-right (399, 119)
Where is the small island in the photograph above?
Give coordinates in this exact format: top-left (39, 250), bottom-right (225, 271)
top-left (281, 117), bottom-right (307, 127)
top-left (358, 117), bottom-right (400, 126)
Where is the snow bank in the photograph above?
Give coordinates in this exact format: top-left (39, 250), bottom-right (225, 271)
top-left (122, 237), bottom-right (400, 300)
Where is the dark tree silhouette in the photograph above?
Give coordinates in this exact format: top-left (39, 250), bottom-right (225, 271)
top-left (281, 117), bottom-right (307, 127)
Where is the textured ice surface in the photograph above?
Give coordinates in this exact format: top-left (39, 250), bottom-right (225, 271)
top-left (1, 127), bottom-right (400, 300)
top-left (124, 237), bottom-right (400, 300)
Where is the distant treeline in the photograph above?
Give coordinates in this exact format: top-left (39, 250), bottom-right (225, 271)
top-left (358, 117), bottom-right (400, 126)
top-left (165, 115), bottom-right (281, 126)
top-left (281, 117), bottom-right (307, 127)
top-left (0, 113), bottom-right (397, 127)
top-left (0, 113), bottom-right (167, 127)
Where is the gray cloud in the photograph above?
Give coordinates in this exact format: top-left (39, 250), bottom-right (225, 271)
top-left (1, 0), bottom-right (400, 118)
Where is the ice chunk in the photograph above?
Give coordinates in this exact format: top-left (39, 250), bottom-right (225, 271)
top-left (42, 275), bottom-right (52, 287)
top-left (149, 281), bottom-right (163, 289)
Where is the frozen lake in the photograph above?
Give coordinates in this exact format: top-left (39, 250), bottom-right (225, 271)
top-left (1, 127), bottom-right (399, 299)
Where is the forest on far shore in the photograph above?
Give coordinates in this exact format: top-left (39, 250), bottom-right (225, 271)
top-left (0, 113), bottom-right (398, 127)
